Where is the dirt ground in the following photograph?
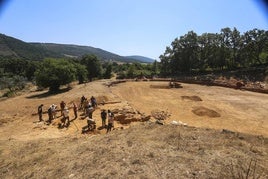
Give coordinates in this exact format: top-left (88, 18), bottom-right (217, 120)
top-left (0, 80), bottom-right (267, 178)
top-left (112, 81), bottom-right (268, 136)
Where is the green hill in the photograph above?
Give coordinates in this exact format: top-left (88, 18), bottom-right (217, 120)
top-left (0, 34), bottom-right (60, 60)
top-left (30, 43), bottom-right (140, 62)
top-left (0, 34), bottom-right (144, 63)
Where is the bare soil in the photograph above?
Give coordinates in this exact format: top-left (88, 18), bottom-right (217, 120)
top-left (0, 80), bottom-right (267, 178)
top-left (112, 81), bottom-right (268, 136)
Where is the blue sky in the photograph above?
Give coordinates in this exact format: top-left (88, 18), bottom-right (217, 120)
top-left (0, 0), bottom-right (267, 60)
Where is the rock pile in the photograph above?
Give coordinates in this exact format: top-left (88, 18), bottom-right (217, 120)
top-left (151, 109), bottom-right (171, 121)
top-left (112, 108), bottom-right (151, 124)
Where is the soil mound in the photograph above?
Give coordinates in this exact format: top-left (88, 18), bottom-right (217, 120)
top-left (150, 84), bottom-right (170, 89)
top-left (192, 106), bottom-right (221, 118)
top-left (181, 95), bottom-right (202, 101)
top-left (150, 82), bottom-right (183, 89)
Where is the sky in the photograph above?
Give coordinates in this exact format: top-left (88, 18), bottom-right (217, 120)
top-left (0, 0), bottom-right (267, 60)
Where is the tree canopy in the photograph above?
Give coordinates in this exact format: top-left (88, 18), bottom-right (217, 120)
top-left (80, 54), bottom-right (102, 81)
top-left (35, 58), bottom-right (77, 92)
top-left (159, 27), bottom-right (268, 76)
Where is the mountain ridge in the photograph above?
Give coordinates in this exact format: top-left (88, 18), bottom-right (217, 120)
top-left (0, 33), bottom-right (152, 63)
top-left (125, 55), bottom-right (155, 63)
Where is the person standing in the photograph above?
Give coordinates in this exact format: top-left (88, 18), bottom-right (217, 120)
top-left (91, 96), bottom-right (97, 108)
top-left (107, 110), bottom-right (114, 133)
top-left (38, 104), bottom-right (44, 122)
top-left (47, 106), bottom-right (53, 124)
top-left (101, 109), bottom-right (107, 127)
top-left (80, 95), bottom-right (86, 109)
top-left (60, 101), bottom-right (66, 116)
top-left (50, 104), bottom-right (57, 119)
top-left (63, 107), bottom-right (70, 127)
top-left (86, 104), bottom-right (94, 119)
top-left (73, 102), bottom-right (78, 119)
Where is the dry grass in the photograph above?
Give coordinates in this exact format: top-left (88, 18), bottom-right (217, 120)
top-left (0, 123), bottom-right (267, 178)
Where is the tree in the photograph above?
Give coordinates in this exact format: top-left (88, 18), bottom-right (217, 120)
top-left (74, 63), bottom-right (88, 84)
top-left (219, 27), bottom-right (232, 69)
top-left (127, 64), bottom-right (135, 78)
top-left (35, 58), bottom-right (76, 92)
top-left (103, 63), bottom-right (113, 79)
top-left (152, 60), bottom-right (159, 75)
top-left (0, 58), bottom-right (28, 76)
top-left (80, 54), bottom-right (102, 81)
top-left (159, 46), bottom-right (172, 76)
top-left (230, 27), bottom-right (241, 67)
top-left (240, 29), bottom-right (268, 66)
top-left (159, 27), bottom-right (268, 74)
top-left (0, 75), bottom-right (27, 97)
top-left (25, 60), bottom-right (40, 80)
top-left (198, 33), bottom-right (222, 70)
top-left (181, 31), bottom-right (199, 71)
top-left (165, 31), bottom-right (199, 73)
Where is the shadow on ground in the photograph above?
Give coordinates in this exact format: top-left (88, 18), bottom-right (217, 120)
top-left (26, 88), bottom-right (71, 99)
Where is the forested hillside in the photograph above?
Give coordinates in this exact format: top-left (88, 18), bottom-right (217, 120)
top-left (0, 34), bottom-right (59, 60)
top-left (0, 34), bottom-right (142, 63)
top-left (31, 43), bottom-right (140, 62)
